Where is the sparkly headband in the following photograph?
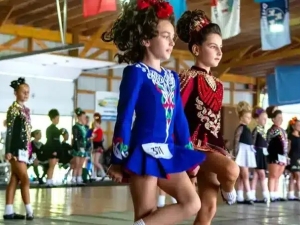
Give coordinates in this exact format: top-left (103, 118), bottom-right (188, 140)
top-left (189, 10), bottom-right (211, 41)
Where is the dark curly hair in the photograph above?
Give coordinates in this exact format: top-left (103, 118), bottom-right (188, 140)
top-left (176, 9), bottom-right (221, 53)
top-left (101, 0), bottom-right (175, 64)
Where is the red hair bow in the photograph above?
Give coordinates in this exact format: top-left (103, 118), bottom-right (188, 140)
top-left (137, 0), bottom-right (173, 19)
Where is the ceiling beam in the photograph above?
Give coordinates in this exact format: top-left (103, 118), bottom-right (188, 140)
top-left (0, 5), bottom-right (14, 26)
top-left (220, 73), bottom-right (256, 85)
top-left (221, 45), bottom-right (300, 69)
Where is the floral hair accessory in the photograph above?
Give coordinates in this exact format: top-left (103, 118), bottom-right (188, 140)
top-left (289, 117), bottom-right (298, 125)
top-left (256, 108), bottom-right (264, 116)
top-left (137, 0), bottom-right (173, 19)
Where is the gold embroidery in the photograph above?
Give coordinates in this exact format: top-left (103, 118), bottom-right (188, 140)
top-left (179, 69), bottom-right (198, 92)
top-left (179, 69), bottom-right (219, 92)
top-left (195, 97), bottom-right (220, 138)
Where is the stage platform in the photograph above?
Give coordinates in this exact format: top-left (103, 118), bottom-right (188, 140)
top-left (0, 186), bottom-right (299, 225)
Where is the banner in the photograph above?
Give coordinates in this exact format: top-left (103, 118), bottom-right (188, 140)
top-left (260, 0), bottom-right (291, 50)
top-left (267, 66), bottom-right (300, 106)
top-left (254, 0), bottom-right (275, 3)
top-left (83, 0), bottom-right (117, 18)
top-left (211, 0), bottom-right (240, 39)
top-left (95, 91), bottom-right (119, 121)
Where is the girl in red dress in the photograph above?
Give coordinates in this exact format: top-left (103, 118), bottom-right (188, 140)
top-left (89, 114), bottom-right (106, 178)
top-left (177, 10), bottom-right (239, 225)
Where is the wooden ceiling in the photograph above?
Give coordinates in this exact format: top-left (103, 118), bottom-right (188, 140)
top-left (1, 0), bottom-right (300, 77)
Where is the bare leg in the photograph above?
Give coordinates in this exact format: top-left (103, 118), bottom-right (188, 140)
top-left (240, 167), bottom-right (252, 201)
top-left (256, 169), bottom-right (269, 200)
top-left (250, 170), bottom-right (258, 200)
top-left (46, 158), bottom-right (57, 186)
top-left (11, 160), bottom-right (33, 217)
top-left (194, 171), bottom-right (219, 225)
top-left (198, 152), bottom-right (239, 204)
top-left (130, 172), bottom-right (200, 225)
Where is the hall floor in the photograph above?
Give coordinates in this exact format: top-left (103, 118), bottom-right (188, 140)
top-left (0, 186), bottom-right (299, 225)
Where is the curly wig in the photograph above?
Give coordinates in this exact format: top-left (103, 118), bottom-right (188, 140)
top-left (101, 0), bottom-right (175, 64)
top-left (176, 9), bottom-right (221, 53)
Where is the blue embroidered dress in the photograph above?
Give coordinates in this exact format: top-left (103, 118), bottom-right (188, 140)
top-left (112, 62), bottom-right (206, 178)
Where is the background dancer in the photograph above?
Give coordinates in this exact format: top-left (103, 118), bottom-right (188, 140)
top-left (44, 109), bottom-right (61, 187)
top-left (251, 107), bottom-right (269, 203)
top-left (102, 0), bottom-right (206, 224)
top-left (234, 101), bottom-right (256, 205)
top-left (266, 106), bottom-right (287, 202)
top-left (286, 117), bottom-right (300, 200)
top-left (30, 130), bottom-right (47, 185)
top-left (71, 108), bottom-right (87, 185)
top-left (89, 113), bottom-right (106, 179)
top-left (176, 9), bottom-right (239, 225)
top-left (3, 77), bottom-right (34, 220)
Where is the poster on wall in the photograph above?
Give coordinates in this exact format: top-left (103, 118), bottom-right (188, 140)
top-left (95, 91), bottom-right (119, 121)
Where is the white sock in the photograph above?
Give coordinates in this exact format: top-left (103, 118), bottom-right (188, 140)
top-left (270, 192), bottom-right (276, 200)
top-left (246, 191), bottom-right (253, 200)
top-left (252, 190), bottom-right (256, 200)
top-left (288, 191), bottom-right (295, 199)
top-left (100, 170), bottom-right (106, 177)
top-left (157, 195), bottom-right (166, 207)
top-left (77, 176), bottom-right (83, 183)
top-left (221, 189), bottom-right (237, 205)
top-left (4, 204), bottom-right (13, 215)
top-left (237, 190), bottom-right (244, 201)
top-left (25, 204), bottom-right (33, 215)
top-left (262, 191), bottom-right (270, 200)
top-left (46, 179), bottom-right (52, 185)
top-left (171, 197), bottom-right (177, 204)
top-left (133, 219), bottom-right (146, 225)
top-left (72, 177), bottom-right (76, 183)
top-left (298, 191), bottom-right (300, 198)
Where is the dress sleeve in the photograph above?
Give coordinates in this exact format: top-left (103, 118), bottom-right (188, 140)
top-left (5, 105), bottom-right (18, 154)
top-left (179, 72), bottom-right (195, 108)
top-left (72, 125), bottom-right (83, 151)
top-left (252, 127), bottom-right (258, 147)
top-left (112, 65), bottom-right (143, 165)
top-left (173, 72), bottom-right (193, 149)
top-left (233, 126), bottom-right (243, 156)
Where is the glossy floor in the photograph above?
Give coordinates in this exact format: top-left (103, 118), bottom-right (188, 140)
top-left (0, 186), bottom-right (299, 225)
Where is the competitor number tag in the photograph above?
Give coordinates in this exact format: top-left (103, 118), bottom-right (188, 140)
top-left (18, 149), bottom-right (28, 163)
top-left (142, 143), bottom-right (173, 159)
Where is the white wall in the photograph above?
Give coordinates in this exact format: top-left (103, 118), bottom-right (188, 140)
top-left (0, 75), bottom-right (74, 115)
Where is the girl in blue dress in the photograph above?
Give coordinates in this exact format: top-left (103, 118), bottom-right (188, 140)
top-left (102, 0), bottom-right (206, 224)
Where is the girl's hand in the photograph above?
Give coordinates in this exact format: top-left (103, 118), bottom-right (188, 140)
top-left (107, 165), bottom-right (123, 183)
top-left (5, 153), bottom-right (12, 161)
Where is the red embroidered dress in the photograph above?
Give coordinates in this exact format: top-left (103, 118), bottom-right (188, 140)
top-left (179, 66), bottom-right (225, 152)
